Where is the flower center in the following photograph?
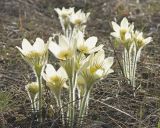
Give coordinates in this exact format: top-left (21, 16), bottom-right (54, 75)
top-left (90, 63), bottom-right (102, 74)
top-left (27, 51), bottom-right (42, 58)
top-left (136, 38), bottom-right (144, 48)
top-left (74, 19), bottom-right (82, 25)
top-left (27, 83), bottom-right (39, 95)
top-left (120, 29), bottom-right (127, 41)
top-left (58, 50), bottom-right (72, 60)
top-left (79, 45), bottom-right (89, 53)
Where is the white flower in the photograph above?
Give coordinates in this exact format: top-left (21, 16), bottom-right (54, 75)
top-left (55, 7), bottom-right (74, 18)
top-left (43, 64), bottom-right (68, 96)
top-left (16, 38), bottom-right (48, 67)
top-left (17, 38), bottom-right (47, 57)
top-left (111, 17), bottom-right (134, 41)
top-left (48, 35), bottom-right (74, 60)
top-left (25, 82), bottom-right (39, 98)
top-left (80, 50), bottom-right (114, 89)
top-left (70, 10), bottom-right (90, 25)
top-left (133, 31), bottom-right (152, 48)
top-left (89, 50), bottom-right (114, 77)
top-left (76, 31), bottom-right (103, 54)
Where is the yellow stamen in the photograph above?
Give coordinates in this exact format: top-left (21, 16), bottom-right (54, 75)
top-left (58, 50), bottom-right (72, 60)
top-left (120, 29), bottom-right (127, 41)
top-left (79, 45), bottom-right (89, 53)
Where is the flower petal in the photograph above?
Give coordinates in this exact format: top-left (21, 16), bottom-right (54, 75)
top-left (85, 36), bottom-right (97, 49)
top-left (106, 68), bottom-right (114, 75)
top-left (42, 72), bottom-right (48, 81)
top-left (77, 31), bottom-right (84, 48)
top-left (45, 64), bottom-right (56, 78)
top-left (22, 38), bottom-right (33, 52)
top-left (111, 21), bottom-right (120, 32)
top-left (49, 41), bottom-right (62, 58)
top-left (95, 69), bottom-right (104, 77)
top-left (103, 57), bottom-right (114, 72)
top-left (120, 17), bottom-right (128, 29)
top-left (63, 83), bottom-right (69, 88)
top-left (57, 66), bottom-right (68, 79)
top-left (89, 44), bottom-right (104, 54)
top-left (59, 35), bottom-right (69, 48)
top-left (33, 38), bottom-right (45, 52)
top-left (137, 32), bottom-right (143, 40)
top-left (94, 50), bottom-right (105, 64)
top-left (144, 37), bottom-right (152, 45)
top-left (16, 46), bottom-right (26, 55)
top-left (125, 32), bottom-right (131, 40)
top-left (110, 32), bottom-right (120, 39)
top-left (54, 8), bottom-right (61, 15)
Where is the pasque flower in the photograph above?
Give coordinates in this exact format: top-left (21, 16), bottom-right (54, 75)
top-left (16, 38), bottom-right (48, 72)
top-left (43, 64), bottom-right (68, 98)
top-left (25, 82), bottom-right (39, 111)
top-left (55, 7), bottom-right (74, 19)
top-left (77, 31), bottom-right (103, 54)
top-left (111, 17), bottom-right (134, 42)
top-left (70, 10), bottom-right (90, 26)
top-left (80, 50), bottom-right (114, 89)
top-left (26, 82), bottom-right (39, 94)
top-left (25, 82), bottom-right (39, 100)
top-left (43, 64), bottom-right (67, 125)
top-left (49, 35), bottom-right (74, 60)
top-left (17, 38), bottom-right (48, 122)
top-left (55, 7), bottom-right (74, 34)
top-left (88, 50), bottom-right (114, 78)
top-left (78, 50), bottom-right (114, 124)
top-left (133, 31), bottom-right (152, 49)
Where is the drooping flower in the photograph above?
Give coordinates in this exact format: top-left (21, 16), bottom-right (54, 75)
top-left (70, 10), bottom-right (90, 26)
top-left (43, 64), bottom-right (68, 98)
top-left (111, 17), bottom-right (134, 42)
top-left (76, 31), bottom-right (103, 54)
top-left (48, 35), bottom-right (74, 60)
top-left (16, 38), bottom-right (48, 74)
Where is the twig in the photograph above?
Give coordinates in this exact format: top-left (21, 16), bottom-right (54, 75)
top-left (108, 38), bottom-right (125, 77)
top-left (90, 98), bottom-right (137, 120)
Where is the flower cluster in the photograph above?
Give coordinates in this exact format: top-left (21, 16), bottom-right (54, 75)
top-left (17, 7), bottom-right (114, 127)
top-left (111, 17), bottom-right (152, 93)
top-left (55, 7), bottom-right (90, 37)
top-left (50, 7), bottom-right (114, 126)
top-left (16, 7), bottom-right (153, 127)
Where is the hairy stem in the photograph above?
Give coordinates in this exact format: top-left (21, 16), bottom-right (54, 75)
top-left (78, 89), bottom-right (90, 125)
top-left (56, 96), bottom-right (65, 126)
top-left (37, 75), bottom-right (42, 123)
